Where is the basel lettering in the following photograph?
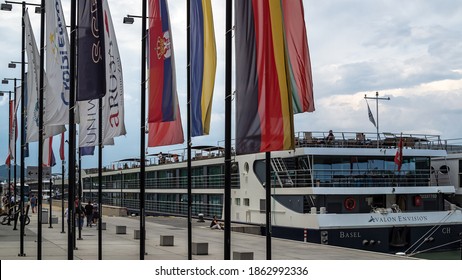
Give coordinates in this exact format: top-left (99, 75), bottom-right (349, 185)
top-left (368, 215), bottom-right (428, 223)
top-left (339, 231), bottom-right (362, 238)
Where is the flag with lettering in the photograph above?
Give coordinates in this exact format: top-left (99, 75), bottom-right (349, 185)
top-left (24, 10), bottom-right (65, 143)
top-left (234, 0), bottom-right (294, 154)
top-left (77, 0), bottom-right (106, 101)
top-left (102, 0), bottom-right (126, 140)
top-left (45, 0), bottom-right (70, 125)
top-left (148, 0), bottom-right (178, 123)
top-left (190, 0), bottom-right (216, 136)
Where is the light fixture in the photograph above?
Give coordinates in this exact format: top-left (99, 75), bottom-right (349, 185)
top-left (8, 63), bottom-right (16, 68)
top-left (0, 92), bottom-right (4, 97)
top-left (2, 79), bottom-right (8, 84)
top-left (1, 3), bottom-right (13, 11)
top-left (123, 16), bottom-right (134, 24)
top-left (34, 6), bottom-right (41, 14)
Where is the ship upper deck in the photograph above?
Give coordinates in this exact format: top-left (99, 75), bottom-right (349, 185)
top-left (83, 131), bottom-right (462, 175)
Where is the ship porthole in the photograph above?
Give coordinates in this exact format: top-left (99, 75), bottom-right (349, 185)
top-left (243, 162), bottom-right (249, 174)
top-left (344, 197), bottom-right (356, 210)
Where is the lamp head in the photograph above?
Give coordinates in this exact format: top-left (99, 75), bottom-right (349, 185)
top-left (8, 63), bottom-right (16, 68)
top-left (35, 6), bottom-right (42, 14)
top-left (2, 79), bottom-right (8, 84)
top-left (1, 3), bottom-right (13, 11)
top-left (123, 17), bottom-right (134, 24)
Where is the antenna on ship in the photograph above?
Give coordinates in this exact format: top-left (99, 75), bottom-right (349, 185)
top-left (364, 92), bottom-right (390, 148)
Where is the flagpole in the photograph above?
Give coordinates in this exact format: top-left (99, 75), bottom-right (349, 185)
top-left (13, 78), bottom-right (18, 224)
top-left (68, 0), bottom-right (77, 260)
top-left (37, 0), bottom-right (45, 260)
top-left (224, 0), bottom-right (232, 260)
top-left (98, 99), bottom-right (103, 259)
top-left (265, 152), bottom-right (272, 259)
top-left (364, 92), bottom-right (390, 148)
top-left (139, 0), bottom-right (147, 260)
top-left (186, 0), bottom-right (192, 260)
top-left (19, 0), bottom-right (26, 258)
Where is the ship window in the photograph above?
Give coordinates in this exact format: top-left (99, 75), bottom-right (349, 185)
top-left (235, 198), bottom-right (241, 206)
top-left (244, 198), bottom-right (250, 206)
top-left (244, 162), bottom-right (249, 174)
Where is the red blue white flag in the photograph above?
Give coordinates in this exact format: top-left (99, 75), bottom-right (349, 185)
top-left (148, 0), bottom-right (178, 123)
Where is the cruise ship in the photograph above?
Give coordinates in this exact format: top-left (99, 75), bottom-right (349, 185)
top-left (81, 131), bottom-right (462, 254)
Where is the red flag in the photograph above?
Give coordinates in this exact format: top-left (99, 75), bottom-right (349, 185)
top-left (394, 137), bottom-right (403, 171)
top-left (5, 100), bottom-right (14, 165)
top-left (148, 0), bottom-right (177, 123)
top-left (148, 104), bottom-right (184, 147)
top-left (59, 132), bottom-right (65, 161)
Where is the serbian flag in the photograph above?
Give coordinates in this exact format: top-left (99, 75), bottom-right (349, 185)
top-left (148, 103), bottom-right (184, 147)
top-left (234, 0), bottom-right (294, 155)
top-left (394, 136), bottom-right (403, 171)
top-left (281, 0), bottom-right (314, 113)
top-left (77, 0), bottom-right (106, 101)
top-left (190, 0), bottom-right (216, 136)
top-left (148, 0), bottom-right (177, 123)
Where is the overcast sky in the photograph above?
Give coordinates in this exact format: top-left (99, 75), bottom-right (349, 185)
top-left (1, 0), bottom-right (462, 174)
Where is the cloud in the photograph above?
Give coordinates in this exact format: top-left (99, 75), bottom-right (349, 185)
top-left (1, 0), bottom-right (462, 172)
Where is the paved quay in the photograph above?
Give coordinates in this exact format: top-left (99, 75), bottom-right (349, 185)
top-left (0, 206), bottom-right (411, 260)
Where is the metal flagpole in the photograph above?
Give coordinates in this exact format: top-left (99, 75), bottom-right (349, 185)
top-left (68, 0), bottom-right (77, 260)
top-left (265, 152), bottom-right (272, 259)
top-left (139, 0), bottom-right (147, 260)
top-left (186, 0), bottom-right (192, 260)
top-left (98, 97), bottom-right (103, 259)
top-left (19, 0), bottom-right (26, 257)
top-left (224, 0), bottom-right (232, 260)
top-left (364, 92), bottom-right (390, 147)
top-left (37, 0), bottom-right (45, 260)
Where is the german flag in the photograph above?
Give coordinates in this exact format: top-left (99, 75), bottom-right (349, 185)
top-left (235, 0), bottom-right (314, 154)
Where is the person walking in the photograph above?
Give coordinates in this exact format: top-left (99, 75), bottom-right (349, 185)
top-left (84, 201), bottom-right (94, 227)
top-left (30, 194), bottom-right (37, 213)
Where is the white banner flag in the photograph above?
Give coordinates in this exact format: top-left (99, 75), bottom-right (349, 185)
top-left (45, 0), bottom-right (70, 125)
top-left (78, 99), bottom-right (114, 148)
top-left (102, 0), bottom-right (126, 141)
top-left (24, 10), bottom-right (65, 143)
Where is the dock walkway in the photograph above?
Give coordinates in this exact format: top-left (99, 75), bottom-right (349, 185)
top-left (0, 206), bottom-right (410, 260)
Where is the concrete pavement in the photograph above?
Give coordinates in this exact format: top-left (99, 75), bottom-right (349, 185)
top-left (0, 205), bottom-right (410, 260)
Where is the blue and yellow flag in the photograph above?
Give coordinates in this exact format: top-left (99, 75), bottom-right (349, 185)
top-left (190, 0), bottom-right (216, 136)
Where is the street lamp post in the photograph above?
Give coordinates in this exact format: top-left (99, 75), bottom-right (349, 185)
top-left (123, 3), bottom-right (147, 260)
top-left (2, 0), bottom-right (42, 258)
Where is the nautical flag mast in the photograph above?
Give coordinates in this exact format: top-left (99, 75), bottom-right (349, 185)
top-left (364, 92), bottom-right (390, 148)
